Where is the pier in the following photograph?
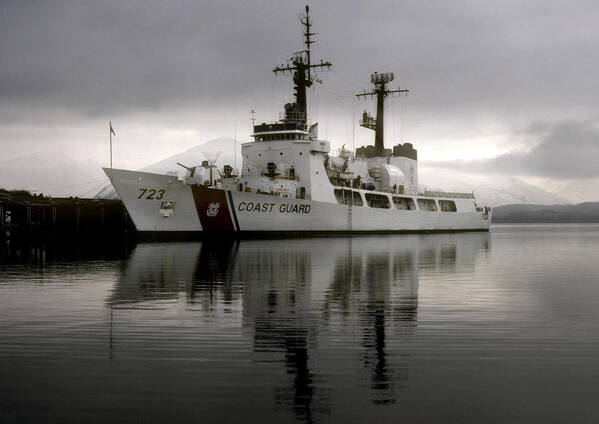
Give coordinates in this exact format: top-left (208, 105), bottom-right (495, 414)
top-left (0, 190), bottom-right (135, 240)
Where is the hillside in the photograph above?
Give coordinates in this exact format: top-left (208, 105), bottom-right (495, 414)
top-left (492, 203), bottom-right (599, 223)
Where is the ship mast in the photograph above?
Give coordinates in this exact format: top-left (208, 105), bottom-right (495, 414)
top-left (273, 5), bottom-right (332, 127)
top-left (356, 72), bottom-right (408, 156)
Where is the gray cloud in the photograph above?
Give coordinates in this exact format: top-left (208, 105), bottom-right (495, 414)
top-left (428, 120), bottom-right (599, 179)
top-left (3, 0), bottom-right (599, 193)
top-left (2, 0), bottom-right (599, 122)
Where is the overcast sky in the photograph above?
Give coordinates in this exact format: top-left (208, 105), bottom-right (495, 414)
top-left (1, 0), bottom-right (599, 195)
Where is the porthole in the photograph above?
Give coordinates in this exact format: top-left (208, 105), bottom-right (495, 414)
top-left (280, 152), bottom-right (283, 155)
top-left (299, 152), bottom-right (303, 155)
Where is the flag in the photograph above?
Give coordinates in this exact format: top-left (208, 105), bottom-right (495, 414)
top-left (110, 121), bottom-right (116, 136)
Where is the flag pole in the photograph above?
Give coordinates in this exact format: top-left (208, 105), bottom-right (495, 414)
top-left (109, 121), bottom-right (113, 168)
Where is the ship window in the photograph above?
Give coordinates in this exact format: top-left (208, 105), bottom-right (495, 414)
top-left (439, 200), bottom-right (457, 212)
top-left (335, 189), bottom-right (361, 206)
top-left (280, 152), bottom-right (283, 155)
top-left (299, 152), bottom-right (303, 155)
top-left (393, 196), bottom-right (416, 210)
top-left (339, 190), bottom-right (351, 205)
top-left (353, 191), bottom-right (363, 206)
top-left (417, 198), bottom-right (438, 211)
top-left (365, 193), bottom-right (391, 209)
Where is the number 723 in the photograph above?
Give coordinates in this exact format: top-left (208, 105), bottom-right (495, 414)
top-left (138, 188), bottom-right (165, 200)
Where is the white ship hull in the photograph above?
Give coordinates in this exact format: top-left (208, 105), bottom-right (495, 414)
top-left (105, 168), bottom-right (491, 237)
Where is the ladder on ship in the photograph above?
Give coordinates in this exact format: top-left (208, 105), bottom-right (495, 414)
top-left (344, 190), bottom-right (353, 232)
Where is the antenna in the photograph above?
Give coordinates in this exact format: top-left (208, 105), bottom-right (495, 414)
top-left (250, 109), bottom-right (256, 127)
top-left (352, 97), bottom-right (356, 158)
top-left (202, 151), bottom-right (222, 167)
top-left (234, 107), bottom-right (237, 173)
top-left (356, 72), bottom-right (409, 156)
top-left (203, 151), bottom-right (222, 186)
top-left (301, 5), bottom-right (314, 82)
top-left (272, 5), bottom-right (332, 125)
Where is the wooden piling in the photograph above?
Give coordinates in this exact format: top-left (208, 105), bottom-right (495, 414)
top-left (76, 207), bottom-right (81, 233)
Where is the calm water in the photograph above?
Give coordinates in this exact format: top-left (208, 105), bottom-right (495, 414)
top-left (1, 225), bottom-right (599, 423)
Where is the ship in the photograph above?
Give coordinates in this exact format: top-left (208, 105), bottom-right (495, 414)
top-left (104, 5), bottom-right (491, 238)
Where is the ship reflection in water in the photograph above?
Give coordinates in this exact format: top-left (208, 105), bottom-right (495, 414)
top-left (107, 234), bottom-right (489, 421)
top-left (6, 227), bottom-right (599, 423)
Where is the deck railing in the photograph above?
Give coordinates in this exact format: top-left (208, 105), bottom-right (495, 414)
top-left (421, 190), bottom-right (475, 199)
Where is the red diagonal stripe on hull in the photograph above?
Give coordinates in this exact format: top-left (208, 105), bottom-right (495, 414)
top-left (191, 185), bottom-right (235, 231)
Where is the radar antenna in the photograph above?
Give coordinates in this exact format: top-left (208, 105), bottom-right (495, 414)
top-left (272, 5), bottom-right (332, 126)
top-left (356, 72), bottom-right (409, 156)
top-left (202, 151), bottom-right (222, 167)
top-left (201, 151), bottom-right (222, 186)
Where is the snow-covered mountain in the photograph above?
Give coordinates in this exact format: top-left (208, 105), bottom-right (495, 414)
top-left (555, 178), bottom-right (599, 203)
top-left (95, 139), bottom-right (570, 206)
top-left (4, 137), bottom-right (592, 205)
top-left (418, 165), bottom-right (569, 207)
top-left (142, 137), bottom-right (242, 177)
top-left (95, 137), bottom-right (241, 199)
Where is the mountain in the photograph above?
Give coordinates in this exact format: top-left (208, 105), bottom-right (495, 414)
top-left (95, 137), bottom-right (241, 199)
top-left (492, 202), bottom-right (599, 223)
top-left (555, 178), bottom-right (599, 204)
top-left (418, 165), bottom-right (569, 207)
top-left (94, 137), bottom-right (571, 206)
top-left (0, 152), bottom-right (106, 197)
top-left (142, 137), bottom-right (241, 176)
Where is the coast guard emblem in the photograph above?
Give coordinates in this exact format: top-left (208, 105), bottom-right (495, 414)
top-left (206, 202), bottom-right (220, 217)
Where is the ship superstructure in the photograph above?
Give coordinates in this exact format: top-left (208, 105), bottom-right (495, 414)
top-left (104, 5), bottom-right (491, 237)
